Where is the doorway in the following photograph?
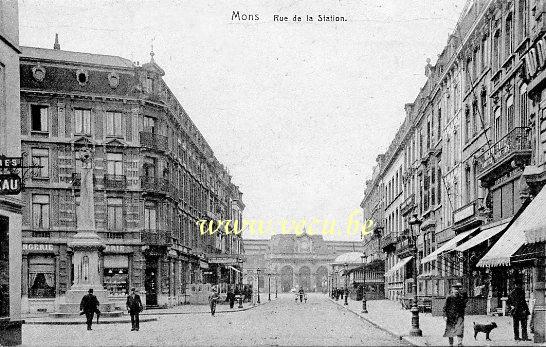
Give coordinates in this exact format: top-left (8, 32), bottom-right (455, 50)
top-left (145, 258), bottom-right (158, 306)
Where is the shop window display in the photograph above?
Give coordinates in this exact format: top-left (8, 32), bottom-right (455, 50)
top-left (28, 256), bottom-right (55, 298)
top-left (104, 268), bottom-right (129, 296)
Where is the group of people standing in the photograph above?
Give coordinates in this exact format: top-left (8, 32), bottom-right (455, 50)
top-left (79, 287), bottom-right (143, 331)
top-left (332, 288), bottom-right (346, 300)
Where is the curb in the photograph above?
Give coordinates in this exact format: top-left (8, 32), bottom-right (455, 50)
top-left (141, 299), bottom-right (272, 316)
top-left (24, 317), bottom-right (158, 326)
top-left (328, 298), bottom-right (424, 346)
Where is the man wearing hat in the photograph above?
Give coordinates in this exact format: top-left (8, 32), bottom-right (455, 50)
top-left (80, 288), bottom-right (100, 331)
top-left (126, 288), bottom-right (143, 331)
top-left (443, 282), bottom-right (467, 346)
top-left (507, 278), bottom-right (531, 341)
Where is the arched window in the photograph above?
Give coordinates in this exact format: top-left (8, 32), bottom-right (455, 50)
top-left (505, 13), bottom-right (514, 58)
top-left (518, 0), bottom-right (528, 42)
top-left (520, 84), bottom-right (528, 128)
top-left (507, 95), bottom-right (515, 132)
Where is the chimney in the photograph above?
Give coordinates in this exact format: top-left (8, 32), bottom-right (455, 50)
top-left (53, 33), bottom-right (60, 50)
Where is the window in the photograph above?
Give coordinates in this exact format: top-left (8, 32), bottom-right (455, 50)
top-left (144, 116), bottom-right (156, 134)
top-left (465, 108), bottom-right (471, 143)
top-left (107, 198), bottom-right (124, 231)
top-left (472, 100), bottom-right (478, 138)
top-left (31, 105), bottom-right (48, 132)
top-left (31, 148), bottom-right (49, 178)
top-left (480, 91), bottom-right (488, 127)
top-left (507, 95), bottom-right (515, 132)
top-left (32, 194), bottom-right (50, 229)
top-left (494, 107), bottom-right (502, 141)
top-left (493, 30), bottom-right (501, 71)
top-left (505, 14), bottom-right (514, 58)
top-left (144, 202), bottom-right (157, 230)
top-left (518, 0), bottom-right (528, 42)
top-left (481, 36), bottom-right (488, 71)
top-left (74, 108), bottom-right (91, 135)
top-left (28, 256), bottom-right (55, 298)
top-left (106, 111), bottom-right (123, 137)
top-left (437, 107), bottom-right (442, 139)
top-left (107, 153), bottom-right (123, 176)
top-left (146, 77), bottom-right (154, 93)
top-left (520, 84), bottom-right (528, 127)
top-left (465, 166), bottom-right (471, 204)
top-left (0, 216), bottom-right (9, 317)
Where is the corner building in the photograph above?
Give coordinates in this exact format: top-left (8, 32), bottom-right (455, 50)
top-left (19, 42), bottom-right (244, 313)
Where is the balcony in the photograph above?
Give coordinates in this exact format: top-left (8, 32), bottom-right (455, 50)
top-left (453, 198), bottom-right (485, 231)
top-left (380, 232), bottom-right (397, 252)
top-left (400, 194), bottom-right (415, 216)
top-left (140, 131), bottom-right (168, 152)
top-left (141, 176), bottom-right (170, 195)
top-left (104, 174), bottom-right (127, 190)
top-left (140, 229), bottom-right (172, 246)
top-left (476, 127), bottom-right (532, 187)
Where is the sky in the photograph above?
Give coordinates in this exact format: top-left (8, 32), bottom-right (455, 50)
top-left (18, 0), bottom-right (468, 241)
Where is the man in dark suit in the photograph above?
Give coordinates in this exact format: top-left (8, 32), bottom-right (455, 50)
top-left (507, 279), bottom-right (531, 341)
top-left (80, 288), bottom-right (100, 331)
top-left (126, 288), bottom-right (143, 331)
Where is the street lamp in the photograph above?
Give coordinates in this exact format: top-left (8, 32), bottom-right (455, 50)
top-left (408, 213), bottom-right (423, 337)
top-left (344, 262), bottom-right (349, 306)
top-left (268, 272), bottom-right (271, 301)
top-left (361, 254), bottom-right (368, 313)
top-left (257, 268), bottom-right (261, 304)
top-left (275, 269), bottom-right (278, 299)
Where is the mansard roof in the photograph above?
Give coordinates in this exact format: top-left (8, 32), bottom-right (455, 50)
top-left (20, 46), bottom-right (134, 69)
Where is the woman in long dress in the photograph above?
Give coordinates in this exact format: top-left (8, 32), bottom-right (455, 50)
top-left (443, 282), bottom-right (467, 346)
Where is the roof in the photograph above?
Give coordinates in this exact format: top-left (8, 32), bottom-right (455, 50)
top-left (20, 46), bottom-right (134, 69)
top-left (333, 252), bottom-right (365, 265)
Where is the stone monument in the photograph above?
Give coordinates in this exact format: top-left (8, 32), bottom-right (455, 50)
top-left (51, 148), bottom-right (121, 317)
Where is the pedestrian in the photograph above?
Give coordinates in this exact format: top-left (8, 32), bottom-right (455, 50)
top-left (298, 288), bottom-right (304, 302)
top-left (80, 288), bottom-right (100, 331)
top-left (507, 278), bottom-right (531, 341)
top-left (209, 286), bottom-right (219, 316)
top-left (443, 282), bottom-right (467, 347)
top-left (228, 286), bottom-right (235, 309)
top-left (126, 287), bottom-right (143, 331)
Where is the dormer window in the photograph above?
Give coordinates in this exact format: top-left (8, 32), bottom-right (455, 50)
top-left (75, 69), bottom-right (89, 86)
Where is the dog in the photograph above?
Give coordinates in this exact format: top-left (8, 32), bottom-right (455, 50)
top-left (473, 321), bottom-right (498, 341)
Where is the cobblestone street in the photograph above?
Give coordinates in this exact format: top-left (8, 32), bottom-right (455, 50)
top-left (23, 294), bottom-right (407, 346)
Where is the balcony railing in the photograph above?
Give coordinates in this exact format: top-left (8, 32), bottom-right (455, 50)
top-left (380, 233), bottom-right (396, 251)
top-left (476, 127), bottom-right (531, 178)
top-left (400, 194), bottom-right (415, 216)
top-left (140, 131), bottom-right (168, 152)
top-left (141, 176), bottom-right (170, 194)
top-left (140, 229), bottom-right (172, 246)
top-left (396, 235), bottom-right (414, 257)
top-left (104, 174), bottom-right (127, 190)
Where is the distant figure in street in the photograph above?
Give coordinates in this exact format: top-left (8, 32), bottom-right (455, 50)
top-left (443, 282), bottom-right (467, 347)
top-left (209, 286), bottom-right (219, 316)
top-left (80, 288), bottom-right (100, 331)
top-left (298, 288), bottom-right (305, 302)
top-left (507, 278), bottom-right (531, 341)
top-left (126, 288), bottom-right (143, 331)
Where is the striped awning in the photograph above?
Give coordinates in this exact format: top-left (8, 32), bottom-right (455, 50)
top-left (384, 256), bottom-right (412, 277)
top-left (522, 186), bottom-right (546, 244)
top-left (454, 222), bottom-right (509, 252)
top-left (421, 228), bottom-right (477, 264)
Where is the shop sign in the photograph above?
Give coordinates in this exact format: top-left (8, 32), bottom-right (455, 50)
top-left (453, 204), bottom-right (475, 224)
top-left (0, 173), bottom-right (21, 195)
top-left (208, 257), bottom-right (239, 265)
top-left (105, 244), bottom-right (130, 253)
top-left (23, 243), bottom-right (54, 252)
top-left (0, 156), bottom-right (23, 168)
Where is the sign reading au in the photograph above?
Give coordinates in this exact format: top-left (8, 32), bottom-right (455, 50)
top-left (0, 174), bottom-right (22, 195)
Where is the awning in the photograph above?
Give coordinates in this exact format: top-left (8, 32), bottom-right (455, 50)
top-left (228, 266), bottom-right (241, 273)
top-left (477, 217), bottom-right (526, 268)
top-left (421, 228), bottom-right (477, 264)
top-left (384, 256), bottom-right (412, 277)
top-left (454, 222), bottom-right (509, 252)
top-left (522, 186), bottom-right (546, 244)
top-left (104, 255), bottom-right (129, 268)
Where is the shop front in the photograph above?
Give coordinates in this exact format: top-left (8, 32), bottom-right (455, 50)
top-left (21, 243), bottom-right (60, 313)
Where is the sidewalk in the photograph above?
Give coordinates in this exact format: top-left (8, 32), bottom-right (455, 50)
top-left (330, 297), bottom-right (539, 346)
top-left (24, 300), bottom-right (270, 325)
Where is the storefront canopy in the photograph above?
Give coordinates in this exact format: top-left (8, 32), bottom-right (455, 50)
top-left (332, 252), bottom-right (365, 265)
top-left (228, 266), bottom-right (241, 273)
top-left (454, 222), bottom-right (509, 253)
top-left (421, 228), bottom-right (477, 264)
top-left (522, 186), bottom-right (546, 244)
top-left (384, 256), bottom-right (412, 277)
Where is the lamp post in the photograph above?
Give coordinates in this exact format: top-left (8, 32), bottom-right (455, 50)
top-left (408, 213), bottom-right (423, 337)
top-left (275, 270), bottom-right (278, 299)
top-left (361, 254), bottom-right (368, 313)
top-left (344, 262), bottom-right (349, 306)
top-left (257, 268), bottom-right (261, 304)
top-left (268, 272), bottom-right (271, 301)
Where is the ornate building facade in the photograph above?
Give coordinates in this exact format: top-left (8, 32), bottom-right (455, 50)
top-left (19, 39), bottom-right (244, 312)
top-left (243, 234), bottom-right (364, 293)
top-left (0, 0), bottom-right (23, 345)
top-left (361, 1), bottom-right (546, 341)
